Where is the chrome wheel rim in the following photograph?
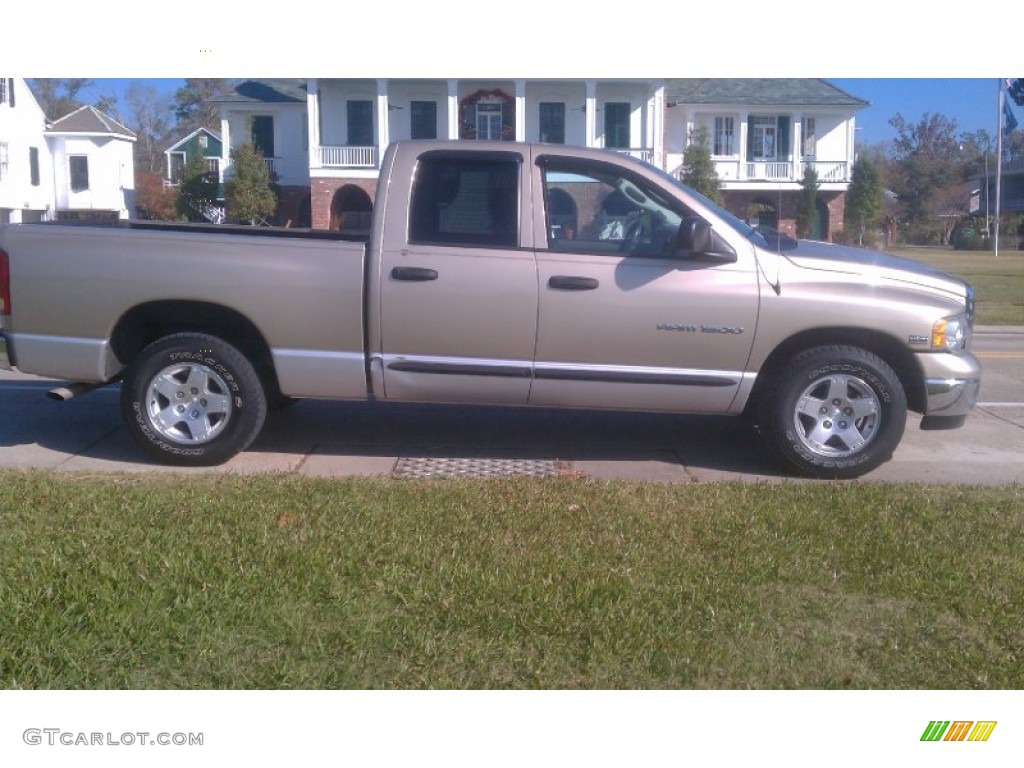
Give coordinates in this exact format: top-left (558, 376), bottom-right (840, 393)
top-left (146, 363), bottom-right (233, 445)
top-left (793, 373), bottom-right (881, 458)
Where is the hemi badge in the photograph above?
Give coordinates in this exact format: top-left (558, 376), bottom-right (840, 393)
top-left (908, 334), bottom-right (929, 345)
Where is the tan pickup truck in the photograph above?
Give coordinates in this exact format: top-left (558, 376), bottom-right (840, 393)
top-left (0, 140), bottom-right (980, 478)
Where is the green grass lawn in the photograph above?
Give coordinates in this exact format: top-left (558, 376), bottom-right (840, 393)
top-left (885, 247), bottom-right (1024, 326)
top-left (2, 472), bottom-right (1021, 690)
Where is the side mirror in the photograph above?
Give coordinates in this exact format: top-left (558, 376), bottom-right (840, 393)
top-left (676, 216), bottom-right (736, 263)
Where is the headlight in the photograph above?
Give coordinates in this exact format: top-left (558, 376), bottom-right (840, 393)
top-left (931, 313), bottom-right (970, 352)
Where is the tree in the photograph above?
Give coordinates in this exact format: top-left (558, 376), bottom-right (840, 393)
top-left (176, 152), bottom-right (219, 223)
top-left (122, 83), bottom-right (176, 176)
top-left (679, 125), bottom-right (723, 203)
top-left (28, 78), bottom-right (95, 120)
top-left (174, 79), bottom-right (233, 134)
top-left (887, 112), bottom-right (960, 227)
top-left (225, 143), bottom-right (277, 225)
top-left (844, 156), bottom-right (885, 245)
top-left (795, 166), bottom-right (819, 238)
top-left (135, 172), bottom-right (178, 221)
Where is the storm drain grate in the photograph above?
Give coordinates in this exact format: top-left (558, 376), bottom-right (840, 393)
top-left (393, 457), bottom-right (573, 479)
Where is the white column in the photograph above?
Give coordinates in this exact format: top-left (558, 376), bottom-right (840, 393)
top-left (220, 113), bottom-right (231, 181)
top-left (515, 79), bottom-right (526, 142)
top-left (585, 80), bottom-right (597, 148)
top-left (447, 79), bottom-right (460, 139)
top-left (376, 79), bottom-right (390, 164)
top-left (307, 79), bottom-right (321, 169)
top-left (793, 113), bottom-right (802, 180)
top-left (651, 81), bottom-right (665, 168)
top-left (738, 111), bottom-right (748, 180)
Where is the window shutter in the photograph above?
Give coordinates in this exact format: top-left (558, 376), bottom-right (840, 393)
top-left (9, 79), bottom-right (15, 107)
top-left (777, 116), bottom-right (790, 160)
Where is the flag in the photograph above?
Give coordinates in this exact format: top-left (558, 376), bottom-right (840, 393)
top-left (1004, 84), bottom-right (1019, 136)
top-left (1004, 99), bottom-right (1018, 134)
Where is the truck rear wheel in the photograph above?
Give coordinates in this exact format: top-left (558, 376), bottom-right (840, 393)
top-left (120, 333), bottom-right (267, 466)
top-left (759, 345), bottom-right (907, 479)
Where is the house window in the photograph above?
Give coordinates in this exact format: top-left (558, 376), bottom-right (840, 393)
top-left (475, 103), bottom-right (503, 141)
top-left (539, 102), bottom-right (565, 144)
top-left (251, 115), bottom-right (275, 157)
top-left (713, 117), bottom-right (735, 156)
top-left (30, 147), bottom-right (40, 186)
top-left (802, 118), bottom-right (817, 158)
top-left (411, 101), bottom-right (437, 140)
top-left (347, 100), bottom-right (374, 146)
top-left (0, 78), bottom-right (12, 106)
top-left (0, 143), bottom-right (8, 179)
top-left (409, 153), bottom-right (520, 247)
top-left (69, 155), bottom-right (89, 192)
top-left (169, 152), bottom-right (186, 184)
top-left (750, 116), bottom-right (777, 160)
top-left (198, 134), bottom-right (208, 149)
top-left (604, 103), bottom-right (631, 149)
top-left (205, 158), bottom-right (220, 176)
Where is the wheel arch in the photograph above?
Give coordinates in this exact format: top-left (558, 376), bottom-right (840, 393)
top-left (110, 300), bottom-right (281, 395)
top-left (745, 328), bottom-right (926, 419)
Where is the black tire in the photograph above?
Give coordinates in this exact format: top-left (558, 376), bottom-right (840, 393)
top-left (120, 333), bottom-right (267, 466)
top-left (758, 345), bottom-right (907, 479)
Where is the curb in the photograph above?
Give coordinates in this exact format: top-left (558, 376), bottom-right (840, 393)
top-left (976, 325), bottom-right (1024, 334)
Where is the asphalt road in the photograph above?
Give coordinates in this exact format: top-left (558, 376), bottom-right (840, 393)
top-left (1, 329), bottom-right (1021, 484)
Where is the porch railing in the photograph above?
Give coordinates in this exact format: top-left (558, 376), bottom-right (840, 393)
top-left (803, 161), bottom-right (848, 182)
top-left (613, 147), bottom-right (654, 164)
top-left (318, 145), bottom-right (379, 169)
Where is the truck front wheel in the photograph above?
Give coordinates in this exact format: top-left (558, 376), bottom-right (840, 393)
top-left (120, 333), bottom-right (267, 466)
top-left (759, 345), bottom-right (907, 479)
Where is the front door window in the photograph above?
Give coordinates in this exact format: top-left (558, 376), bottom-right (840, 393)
top-left (751, 117), bottom-right (776, 160)
top-left (475, 103), bottom-right (503, 140)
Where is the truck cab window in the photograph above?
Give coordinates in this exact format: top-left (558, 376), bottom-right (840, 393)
top-left (540, 159), bottom-right (685, 258)
top-left (409, 154), bottom-right (520, 247)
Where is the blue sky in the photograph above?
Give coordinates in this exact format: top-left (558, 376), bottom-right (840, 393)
top-left (80, 77), bottom-right (1012, 150)
top-left (829, 79), bottom-right (1006, 146)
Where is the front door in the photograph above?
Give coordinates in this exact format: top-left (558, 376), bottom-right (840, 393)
top-left (378, 149), bottom-right (538, 404)
top-left (531, 154), bottom-right (759, 413)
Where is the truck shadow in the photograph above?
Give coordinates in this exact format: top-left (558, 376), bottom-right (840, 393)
top-left (0, 380), bottom-right (787, 477)
top-left (255, 399), bottom-right (789, 478)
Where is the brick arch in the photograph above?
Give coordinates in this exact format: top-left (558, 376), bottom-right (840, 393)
top-left (329, 184), bottom-right (374, 233)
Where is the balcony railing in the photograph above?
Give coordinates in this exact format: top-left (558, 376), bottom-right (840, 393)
top-left (720, 159), bottom-right (849, 183)
top-left (318, 145), bottom-right (379, 169)
top-left (613, 147), bottom-right (654, 164)
top-left (803, 160), bottom-right (848, 182)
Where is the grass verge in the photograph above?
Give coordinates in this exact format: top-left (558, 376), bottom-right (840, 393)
top-left (886, 247), bottom-right (1024, 326)
top-left (2, 472), bottom-right (1021, 689)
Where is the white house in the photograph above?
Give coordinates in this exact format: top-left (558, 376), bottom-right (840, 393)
top-left (0, 77), bottom-right (54, 223)
top-left (46, 105), bottom-right (136, 220)
top-left (211, 78), bottom-right (867, 239)
top-left (0, 78), bottom-right (137, 223)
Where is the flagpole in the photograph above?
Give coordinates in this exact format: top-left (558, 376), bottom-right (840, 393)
top-left (995, 80), bottom-right (1003, 258)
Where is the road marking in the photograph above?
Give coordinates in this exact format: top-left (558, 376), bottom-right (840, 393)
top-left (978, 402), bottom-right (1024, 407)
top-left (975, 352), bottom-right (1024, 358)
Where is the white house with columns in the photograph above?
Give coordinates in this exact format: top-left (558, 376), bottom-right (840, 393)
top-left (211, 78), bottom-right (865, 238)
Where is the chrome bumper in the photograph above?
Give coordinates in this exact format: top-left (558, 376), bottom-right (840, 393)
top-left (0, 332), bottom-right (12, 371)
top-left (925, 377), bottom-right (981, 417)
top-left (917, 351), bottom-right (981, 419)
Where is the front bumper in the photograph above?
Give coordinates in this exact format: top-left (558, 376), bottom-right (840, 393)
top-left (917, 351), bottom-right (981, 419)
top-left (0, 331), bottom-right (12, 371)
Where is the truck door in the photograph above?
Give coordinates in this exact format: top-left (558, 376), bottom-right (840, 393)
top-left (530, 154), bottom-right (759, 413)
top-left (377, 148), bottom-right (539, 404)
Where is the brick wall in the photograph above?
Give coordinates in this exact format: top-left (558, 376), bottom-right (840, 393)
top-left (723, 190), bottom-right (846, 241)
top-left (311, 178), bottom-right (379, 230)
